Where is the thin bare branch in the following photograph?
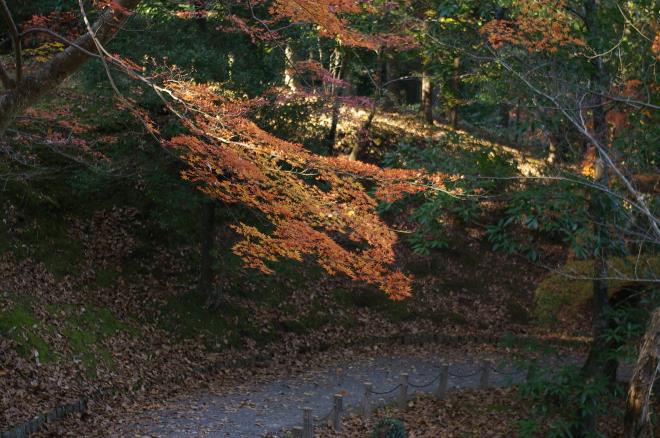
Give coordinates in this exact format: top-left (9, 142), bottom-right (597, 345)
top-left (495, 54), bottom-right (660, 241)
top-left (617, 3), bottom-right (652, 41)
top-left (78, 0), bottom-right (122, 97)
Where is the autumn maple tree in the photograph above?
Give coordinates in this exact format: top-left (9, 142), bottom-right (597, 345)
top-left (0, 0), bottom-right (444, 300)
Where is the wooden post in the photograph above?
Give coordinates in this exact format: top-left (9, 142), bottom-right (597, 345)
top-left (292, 426), bottom-right (303, 438)
top-left (480, 360), bottom-right (490, 389)
top-left (398, 373), bottom-right (409, 409)
top-left (436, 364), bottom-right (449, 399)
top-left (526, 358), bottom-right (538, 382)
top-left (302, 407), bottom-right (313, 438)
top-left (362, 382), bottom-right (373, 419)
top-left (332, 394), bottom-right (343, 432)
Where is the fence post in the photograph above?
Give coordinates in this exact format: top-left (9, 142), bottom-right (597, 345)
top-left (398, 373), bottom-right (409, 409)
top-left (332, 394), bottom-right (343, 432)
top-left (302, 407), bottom-right (313, 438)
top-left (436, 364), bottom-right (449, 399)
top-left (526, 358), bottom-right (538, 382)
top-left (480, 359), bottom-right (490, 389)
top-left (362, 382), bottom-right (373, 419)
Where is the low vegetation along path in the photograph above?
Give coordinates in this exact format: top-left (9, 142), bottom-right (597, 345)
top-left (119, 352), bottom-right (535, 437)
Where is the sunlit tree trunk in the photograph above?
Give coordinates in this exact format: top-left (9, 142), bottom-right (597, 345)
top-left (420, 64), bottom-right (433, 125)
top-left (624, 307), bottom-right (660, 438)
top-left (325, 46), bottom-right (345, 155)
top-left (284, 42), bottom-right (297, 91)
top-left (349, 96), bottom-right (378, 161)
top-left (382, 53), bottom-right (398, 110)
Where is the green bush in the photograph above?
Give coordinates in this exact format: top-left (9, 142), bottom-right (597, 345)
top-left (370, 417), bottom-right (406, 438)
top-left (534, 256), bottom-right (660, 323)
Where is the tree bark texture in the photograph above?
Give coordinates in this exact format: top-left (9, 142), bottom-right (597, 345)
top-left (624, 307), bottom-right (660, 438)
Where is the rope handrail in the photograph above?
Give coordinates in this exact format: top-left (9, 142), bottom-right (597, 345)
top-left (447, 368), bottom-right (481, 378)
top-left (298, 359), bottom-right (537, 433)
top-left (408, 372), bottom-right (442, 388)
top-left (371, 383), bottom-right (402, 395)
top-left (313, 408), bottom-right (334, 424)
top-left (491, 365), bottom-right (524, 376)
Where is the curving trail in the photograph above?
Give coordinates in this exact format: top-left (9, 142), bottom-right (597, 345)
top-left (118, 352), bottom-right (627, 437)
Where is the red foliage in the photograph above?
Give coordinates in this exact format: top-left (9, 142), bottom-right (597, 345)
top-left (480, 0), bottom-right (585, 53)
top-left (21, 12), bottom-right (82, 44)
top-left (220, 0), bottom-right (415, 50)
top-left (154, 80), bottom-right (450, 299)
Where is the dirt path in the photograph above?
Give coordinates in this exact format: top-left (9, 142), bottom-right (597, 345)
top-left (118, 353), bottom-right (538, 437)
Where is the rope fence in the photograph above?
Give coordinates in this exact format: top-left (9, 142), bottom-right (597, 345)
top-left (291, 358), bottom-right (533, 438)
top-left (371, 384), bottom-right (402, 395)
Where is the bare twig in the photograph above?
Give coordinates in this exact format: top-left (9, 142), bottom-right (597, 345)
top-left (616, 3), bottom-right (652, 41)
top-left (495, 55), bottom-right (660, 241)
top-left (78, 0), bottom-right (122, 97)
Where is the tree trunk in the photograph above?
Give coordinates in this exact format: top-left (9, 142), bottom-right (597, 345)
top-left (575, 2), bottom-right (613, 435)
top-left (575, 90), bottom-right (611, 438)
top-left (420, 65), bottom-right (433, 125)
top-left (325, 46), bottom-right (345, 155)
top-left (326, 90), bottom-right (342, 155)
top-left (624, 307), bottom-right (660, 438)
top-left (514, 100), bottom-right (521, 143)
top-left (349, 48), bottom-right (382, 161)
top-left (500, 102), bottom-right (510, 128)
top-left (284, 42), bottom-right (297, 91)
top-left (0, 0), bottom-right (141, 134)
top-left (348, 97), bottom-right (377, 161)
top-left (450, 56), bottom-right (460, 128)
top-left (198, 201), bottom-right (216, 299)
